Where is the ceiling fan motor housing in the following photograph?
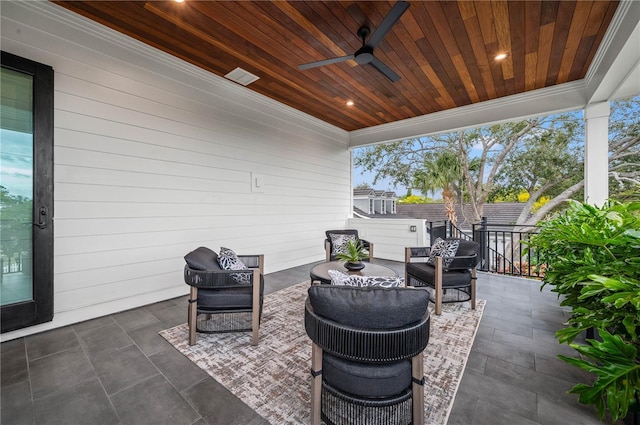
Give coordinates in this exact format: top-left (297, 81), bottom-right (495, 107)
top-left (355, 47), bottom-right (374, 64)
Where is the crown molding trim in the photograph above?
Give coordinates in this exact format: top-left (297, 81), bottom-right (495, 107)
top-left (349, 80), bottom-right (587, 147)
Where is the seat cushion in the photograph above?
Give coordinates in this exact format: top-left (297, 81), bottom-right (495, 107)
top-left (449, 240), bottom-right (481, 269)
top-left (406, 262), bottom-right (471, 288)
top-left (184, 247), bottom-right (220, 270)
top-left (323, 354), bottom-right (411, 398)
top-left (198, 287), bottom-right (254, 311)
top-left (308, 286), bottom-right (428, 329)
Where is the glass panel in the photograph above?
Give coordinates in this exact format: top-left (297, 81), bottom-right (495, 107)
top-left (1, 67), bottom-right (34, 306)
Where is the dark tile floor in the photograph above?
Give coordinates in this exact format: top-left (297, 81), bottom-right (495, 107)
top-left (0, 260), bottom-right (615, 425)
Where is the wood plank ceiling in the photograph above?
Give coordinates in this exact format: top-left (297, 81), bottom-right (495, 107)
top-left (54, 1), bottom-right (619, 132)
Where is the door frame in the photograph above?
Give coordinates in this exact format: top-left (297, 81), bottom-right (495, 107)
top-left (1, 51), bottom-right (54, 333)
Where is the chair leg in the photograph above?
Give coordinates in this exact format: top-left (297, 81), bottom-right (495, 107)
top-left (188, 287), bottom-right (198, 346)
top-left (310, 343), bottom-right (323, 425)
top-left (412, 352), bottom-right (425, 425)
top-left (251, 271), bottom-right (261, 346)
top-left (435, 256), bottom-right (443, 315)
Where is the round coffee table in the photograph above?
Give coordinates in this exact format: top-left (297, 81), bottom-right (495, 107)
top-left (310, 261), bottom-right (397, 285)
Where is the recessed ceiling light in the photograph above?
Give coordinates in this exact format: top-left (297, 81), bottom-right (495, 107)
top-left (346, 100), bottom-right (354, 106)
top-left (495, 53), bottom-right (508, 61)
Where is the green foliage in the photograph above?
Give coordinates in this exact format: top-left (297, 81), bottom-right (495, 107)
top-left (335, 240), bottom-right (368, 263)
top-left (354, 182), bottom-right (373, 190)
top-left (0, 186), bottom-right (33, 260)
top-left (524, 200), bottom-right (640, 421)
top-left (397, 195), bottom-right (433, 204)
top-left (560, 330), bottom-right (640, 422)
top-left (412, 150), bottom-right (462, 197)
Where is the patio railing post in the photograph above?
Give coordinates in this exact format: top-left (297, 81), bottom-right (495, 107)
top-left (472, 217), bottom-right (488, 271)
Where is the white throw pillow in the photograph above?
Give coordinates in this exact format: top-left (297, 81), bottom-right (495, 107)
top-left (328, 270), bottom-right (403, 288)
top-left (426, 238), bottom-right (460, 267)
top-left (217, 247), bottom-right (251, 284)
top-left (329, 233), bottom-right (356, 256)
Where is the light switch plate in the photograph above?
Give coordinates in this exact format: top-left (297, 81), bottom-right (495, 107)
top-left (251, 172), bottom-right (264, 192)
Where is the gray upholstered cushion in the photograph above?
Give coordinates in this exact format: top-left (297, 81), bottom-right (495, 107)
top-left (197, 287), bottom-right (253, 311)
top-left (197, 276), bottom-right (264, 311)
top-left (308, 286), bottom-right (428, 329)
top-left (323, 354), bottom-right (411, 398)
top-left (449, 239), bottom-right (481, 269)
top-left (184, 247), bottom-right (220, 270)
top-left (406, 262), bottom-right (472, 287)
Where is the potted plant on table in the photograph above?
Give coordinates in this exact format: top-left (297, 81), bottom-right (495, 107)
top-left (336, 239), bottom-right (368, 271)
top-left (524, 200), bottom-right (640, 424)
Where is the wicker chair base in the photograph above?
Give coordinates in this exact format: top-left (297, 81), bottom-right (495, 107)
top-left (196, 311), bottom-right (253, 333)
top-left (423, 285), bottom-right (471, 304)
top-left (321, 382), bottom-right (413, 425)
top-left (407, 276), bottom-right (472, 305)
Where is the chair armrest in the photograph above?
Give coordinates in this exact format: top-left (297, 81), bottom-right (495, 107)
top-left (442, 253), bottom-right (479, 271)
top-left (184, 266), bottom-right (256, 288)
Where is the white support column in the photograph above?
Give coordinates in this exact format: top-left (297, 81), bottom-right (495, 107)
top-left (584, 101), bottom-right (610, 206)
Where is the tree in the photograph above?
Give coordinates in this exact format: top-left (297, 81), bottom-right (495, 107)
top-left (0, 186), bottom-right (32, 269)
top-left (355, 117), bottom-right (545, 224)
top-left (354, 182), bottom-right (373, 190)
top-left (354, 96), bottom-right (640, 226)
top-left (506, 97), bottom-right (640, 225)
top-left (492, 114), bottom-right (582, 225)
top-left (412, 150), bottom-right (462, 225)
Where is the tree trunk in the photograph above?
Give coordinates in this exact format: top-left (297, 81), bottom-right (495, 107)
top-left (443, 188), bottom-right (457, 227)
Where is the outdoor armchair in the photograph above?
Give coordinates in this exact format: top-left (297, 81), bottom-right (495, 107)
top-left (183, 247), bottom-right (264, 346)
top-left (405, 238), bottom-right (480, 315)
top-left (305, 285), bottom-right (430, 425)
top-left (324, 229), bottom-right (373, 262)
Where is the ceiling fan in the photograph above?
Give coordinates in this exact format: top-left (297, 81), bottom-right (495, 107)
top-left (298, 1), bottom-right (410, 83)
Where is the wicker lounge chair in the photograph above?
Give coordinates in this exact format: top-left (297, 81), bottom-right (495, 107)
top-left (183, 247), bottom-right (264, 346)
top-left (305, 285), bottom-right (430, 425)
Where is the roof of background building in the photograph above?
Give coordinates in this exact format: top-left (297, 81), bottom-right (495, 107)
top-left (353, 189), bottom-right (397, 198)
top-left (396, 203), bottom-right (528, 225)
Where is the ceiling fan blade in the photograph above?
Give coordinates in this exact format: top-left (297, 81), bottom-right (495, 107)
top-left (367, 1), bottom-right (410, 49)
top-left (298, 55), bottom-right (355, 70)
top-left (370, 57), bottom-right (401, 82)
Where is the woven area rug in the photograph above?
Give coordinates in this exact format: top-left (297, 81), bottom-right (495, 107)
top-left (160, 282), bottom-right (485, 425)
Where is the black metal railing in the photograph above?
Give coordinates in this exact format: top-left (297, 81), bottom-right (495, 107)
top-left (426, 218), bottom-right (544, 279)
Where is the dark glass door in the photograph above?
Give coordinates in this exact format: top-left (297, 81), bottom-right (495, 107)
top-left (1, 51), bottom-right (54, 333)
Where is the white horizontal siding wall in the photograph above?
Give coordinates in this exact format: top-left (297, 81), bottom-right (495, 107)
top-left (347, 218), bottom-right (428, 262)
top-left (1, 1), bottom-right (351, 340)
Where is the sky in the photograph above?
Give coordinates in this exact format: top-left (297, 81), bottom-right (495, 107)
top-left (0, 129), bottom-right (34, 199)
top-left (353, 165), bottom-right (410, 196)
